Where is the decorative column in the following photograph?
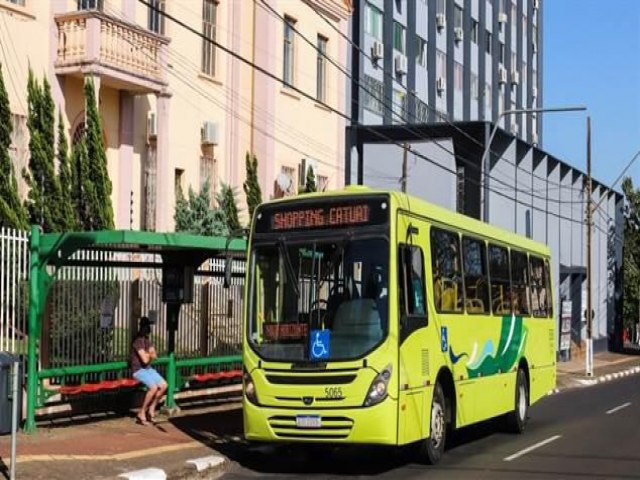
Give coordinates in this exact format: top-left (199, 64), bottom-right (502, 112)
top-left (155, 91), bottom-right (171, 232)
top-left (118, 92), bottom-right (134, 229)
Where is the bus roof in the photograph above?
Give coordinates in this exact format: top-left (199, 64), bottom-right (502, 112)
top-left (259, 186), bottom-right (551, 257)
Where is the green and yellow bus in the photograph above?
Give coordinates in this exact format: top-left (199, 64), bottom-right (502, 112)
top-left (242, 186), bottom-right (556, 463)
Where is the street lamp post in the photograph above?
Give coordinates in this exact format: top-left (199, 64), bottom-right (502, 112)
top-left (480, 106), bottom-right (587, 222)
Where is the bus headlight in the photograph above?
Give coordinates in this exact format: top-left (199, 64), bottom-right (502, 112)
top-left (364, 365), bottom-right (392, 407)
top-left (243, 367), bottom-right (259, 405)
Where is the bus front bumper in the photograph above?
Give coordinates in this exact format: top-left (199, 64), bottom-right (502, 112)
top-left (243, 397), bottom-right (398, 445)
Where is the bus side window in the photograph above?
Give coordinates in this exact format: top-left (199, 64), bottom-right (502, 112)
top-left (530, 255), bottom-right (549, 318)
top-left (545, 259), bottom-right (553, 318)
top-left (488, 244), bottom-right (511, 315)
top-left (462, 236), bottom-right (490, 314)
top-left (430, 228), bottom-right (464, 313)
top-left (399, 244), bottom-right (427, 343)
top-left (511, 250), bottom-right (531, 316)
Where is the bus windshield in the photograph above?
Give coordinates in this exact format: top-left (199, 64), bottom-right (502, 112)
top-left (248, 236), bottom-right (389, 362)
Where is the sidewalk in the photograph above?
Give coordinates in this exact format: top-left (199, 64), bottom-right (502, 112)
top-left (1, 351), bottom-right (639, 479)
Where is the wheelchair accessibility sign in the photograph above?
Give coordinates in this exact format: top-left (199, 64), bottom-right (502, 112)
top-left (309, 330), bottom-right (330, 360)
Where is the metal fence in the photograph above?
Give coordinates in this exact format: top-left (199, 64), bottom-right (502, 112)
top-left (0, 228), bottom-right (246, 368)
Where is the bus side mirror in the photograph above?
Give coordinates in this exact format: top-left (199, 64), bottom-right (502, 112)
top-left (224, 256), bottom-right (233, 289)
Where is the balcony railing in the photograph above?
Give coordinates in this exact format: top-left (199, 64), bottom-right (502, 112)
top-left (55, 10), bottom-right (169, 92)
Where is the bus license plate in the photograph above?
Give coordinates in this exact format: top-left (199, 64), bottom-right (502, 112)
top-left (296, 415), bottom-right (321, 429)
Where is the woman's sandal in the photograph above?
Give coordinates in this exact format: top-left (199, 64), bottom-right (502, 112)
top-left (135, 415), bottom-right (149, 426)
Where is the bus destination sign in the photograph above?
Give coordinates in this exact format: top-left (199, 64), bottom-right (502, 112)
top-left (255, 196), bottom-right (389, 233)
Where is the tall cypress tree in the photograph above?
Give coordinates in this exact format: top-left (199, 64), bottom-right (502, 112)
top-left (57, 110), bottom-right (77, 230)
top-left (217, 182), bottom-right (241, 233)
top-left (71, 136), bottom-right (91, 230)
top-left (304, 166), bottom-right (317, 193)
top-left (84, 78), bottom-right (114, 230)
top-left (242, 152), bottom-right (262, 220)
top-left (23, 70), bottom-right (62, 232)
top-left (0, 63), bottom-right (28, 230)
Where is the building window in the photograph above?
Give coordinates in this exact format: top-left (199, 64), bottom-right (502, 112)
top-left (485, 83), bottom-right (492, 109)
top-left (415, 98), bottom-right (428, 123)
top-left (486, 31), bottom-right (492, 54)
top-left (454, 62), bottom-right (463, 91)
top-left (7, 0), bottom-right (26, 6)
top-left (148, 0), bottom-right (165, 34)
top-left (364, 2), bottom-right (383, 41)
top-left (316, 35), bottom-right (327, 102)
top-left (437, 0), bottom-right (446, 15)
top-left (393, 22), bottom-right (406, 54)
top-left (392, 89), bottom-right (406, 123)
top-left (471, 19), bottom-right (479, 44)
top-left (456, 165), bottom-right (465, 213)
top-left (416, 35), bottom-right (427, 68)
top-left (77, 0), bottom-right (102, 9)
top-left (174, 168), bottom-right (185, 197)
top-left (499, 42), bottom-right (505, 64)
top-left (511, 3), bottom-right (517, 23)
top-left (283, 16), bottom-right (296, 87)
top-left (454, 5), bottom-right (463, 30)
top-left (471, 73), bottom-right (479, 99)
top-left (317, 175), bottom-right (329, 192)
top-left (201, 0), bottom-right (217, 76)
top-left (363, 74), bottom-right (384, 114)
top-left (436, 49), bottom-right (446, 81)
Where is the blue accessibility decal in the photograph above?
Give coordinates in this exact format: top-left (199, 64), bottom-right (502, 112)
top-left (441, 326), bottom-right (448, 352)
top-left (310, 329), bottom-right (331, 360)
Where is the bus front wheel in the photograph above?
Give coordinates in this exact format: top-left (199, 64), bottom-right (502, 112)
top-left (504, 368), bottom-right (529, 434)
top-left (418, 382), bottom-right (447, 465)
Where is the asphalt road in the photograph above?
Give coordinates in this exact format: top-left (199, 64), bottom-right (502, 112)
top-left (217, 375), bottom-right (640, 479)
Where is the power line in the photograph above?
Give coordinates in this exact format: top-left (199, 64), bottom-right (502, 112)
top-left (137, 0), bottom-right (608, 228)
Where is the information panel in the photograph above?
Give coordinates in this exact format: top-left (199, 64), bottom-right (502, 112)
top-left (254, 196), bottom-right (389, 234)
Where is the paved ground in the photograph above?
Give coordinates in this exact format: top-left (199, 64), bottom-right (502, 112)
top-left (0, 350), bottom-right (638, 479)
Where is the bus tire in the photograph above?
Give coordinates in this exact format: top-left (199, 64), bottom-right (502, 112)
top-left (418, 382), bottom-right (447, 465)
top-left (504, 368), bottom-right (528, 434)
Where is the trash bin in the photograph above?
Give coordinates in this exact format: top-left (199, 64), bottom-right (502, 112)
top-left (0, 353), bottom-right (22, 435)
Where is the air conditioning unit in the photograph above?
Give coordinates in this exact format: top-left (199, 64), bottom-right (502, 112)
top-left (532, 132), bottom-right (539, 145)
top-left (498, 66), bottom-right (507, 84)
top-left (511, 122), bottom-right (519, 135)
top-left (532, 86), bottom-right (538, 98)
top-left (511, 69), bottom-right (520, 85)
top-left (201, 121), bottom-right (219, 146)
top-left (436, 13), bottom-right (446, 30)
top-left (532, 40), bottom-right (538, 53)
top-left (394, 54), bottom-right (408, 75)
top-left (454, 27), bottom-right (464, 42)
top-left (436, 76), bottom-right (446, 94)
top-left (371, 40), bottom-right (384, 61)
top-left (147, 112), bottom-right (157, 139)
top-left (533, 0), bottom-right (540, 10)
top-left (498, 12), bottom-right (508, 24)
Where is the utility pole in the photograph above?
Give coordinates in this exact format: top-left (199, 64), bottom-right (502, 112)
top-left (401, 143), bottom-right (408, 193)
top-left (586, 115), bottom-right (593, 377)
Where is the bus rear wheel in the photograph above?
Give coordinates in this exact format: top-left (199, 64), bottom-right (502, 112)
top-left (418, 382), bottom-right (447, 465)
top-left (504, 368), bottom-right (529, 434)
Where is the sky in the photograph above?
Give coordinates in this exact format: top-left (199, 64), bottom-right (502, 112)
top-left (543, 0), bottom-right (640, 191)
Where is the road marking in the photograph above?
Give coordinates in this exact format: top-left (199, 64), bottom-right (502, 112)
top-left (504, 435), bottom-right (562, 462)
top-left (118, 468), bottom-right (166, 480)
top-left (606, 402), bottom-right (631, 415)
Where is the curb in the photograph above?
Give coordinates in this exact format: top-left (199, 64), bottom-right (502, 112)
top-left (547, 365), bottom-right (640, 396)
top-left (118, 454), bottom-right (228, 480)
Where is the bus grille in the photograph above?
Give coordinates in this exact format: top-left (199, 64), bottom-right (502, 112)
top-left (268, 415), bottom-right (354, 440)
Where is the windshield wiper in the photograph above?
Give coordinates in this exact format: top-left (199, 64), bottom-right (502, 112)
top-left (278, 237), bottom-right (300, 297)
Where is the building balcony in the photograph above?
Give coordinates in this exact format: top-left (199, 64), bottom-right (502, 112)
top-left (54, 10), bottom-right (169, 94)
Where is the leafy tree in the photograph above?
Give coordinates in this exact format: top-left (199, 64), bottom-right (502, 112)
top-left (242, 152), bottom-right (262, 220)
top-left (174, 180), bottom-right (228, 237)
top-left (0, 63), bottom-right (28, 230)
top-left (622, 177), bottom-right (640, 333)
top-left (304, 166), bottom-right (316, 193)
top-left (217, 182), bottom-right (241, 232)
top-left (23, 69), bottom-right (62, 232)
top-left (56, 110), bottom-right (77, 230)
top-left (84, 78), bottom-right (114, 230)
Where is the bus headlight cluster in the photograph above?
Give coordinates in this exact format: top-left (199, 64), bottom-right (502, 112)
top-left (364, 364), bottom-right (392, 407)
top-left (243, 367), bottom-right (259, 405)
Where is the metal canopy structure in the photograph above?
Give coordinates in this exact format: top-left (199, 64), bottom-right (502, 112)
top-left (25, 226), bottom-right (246, 432)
